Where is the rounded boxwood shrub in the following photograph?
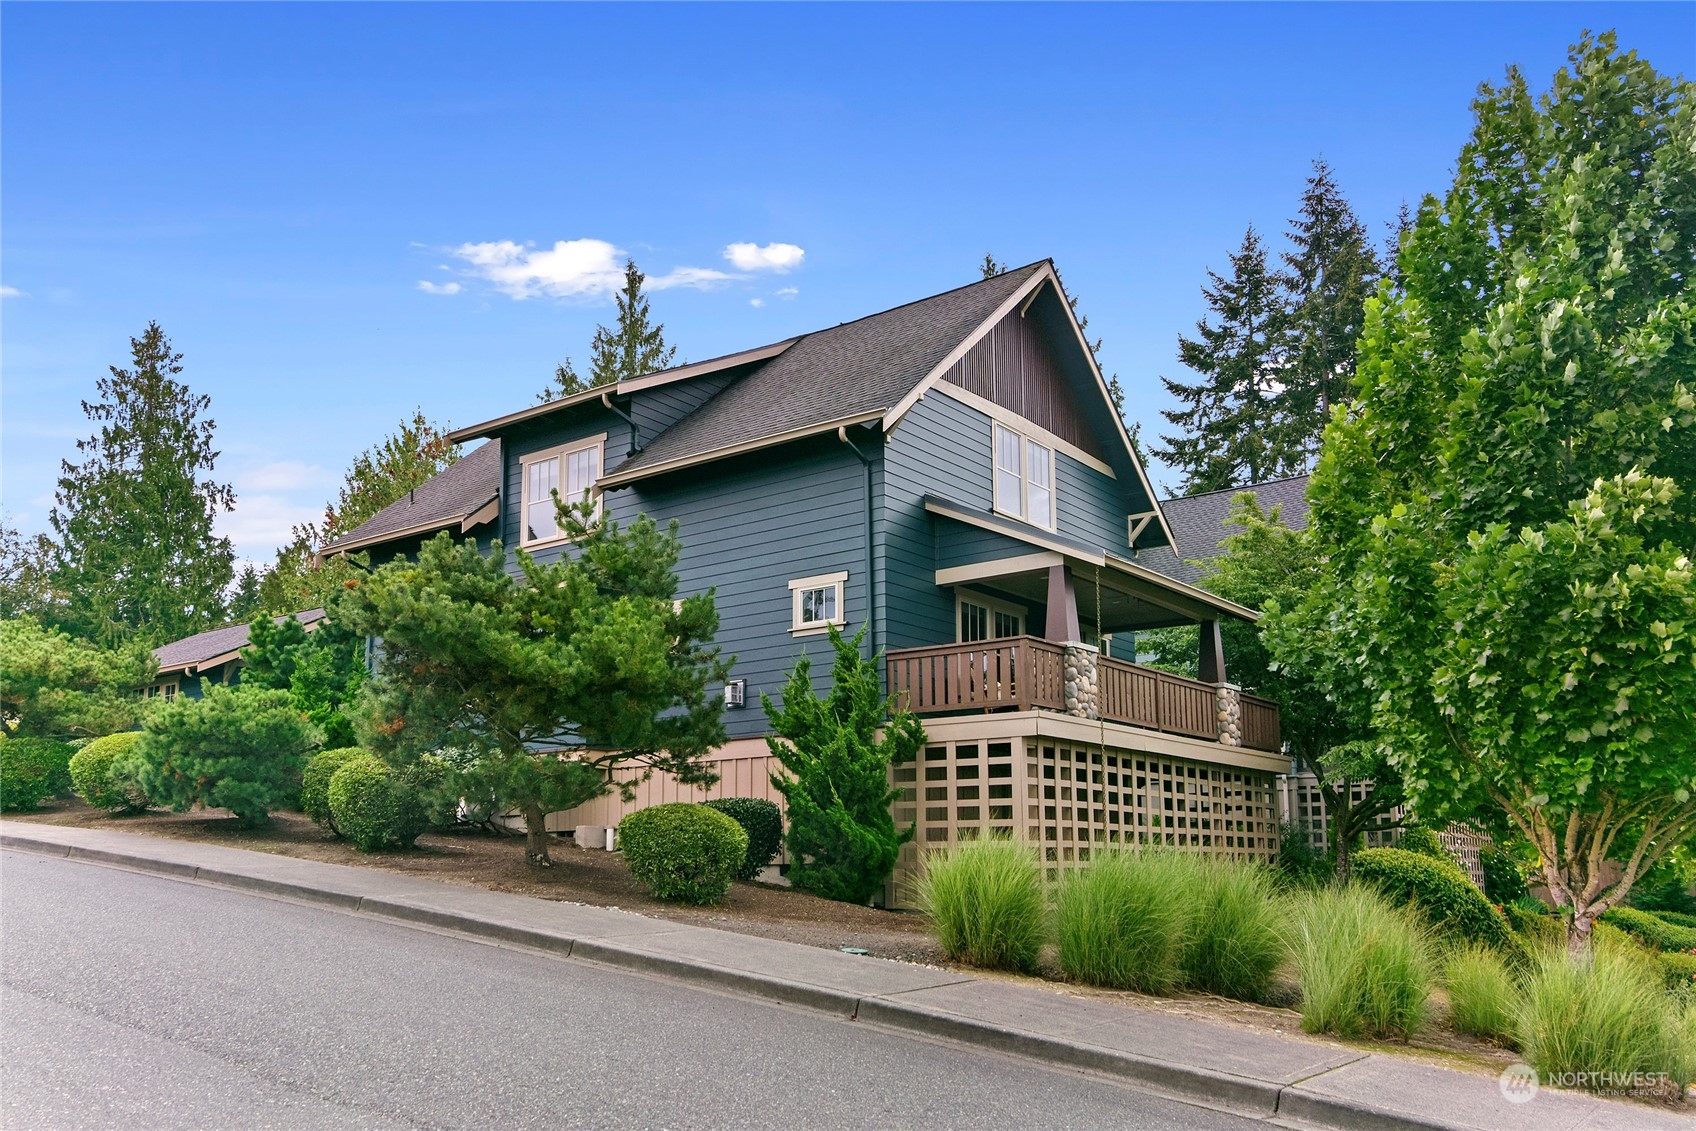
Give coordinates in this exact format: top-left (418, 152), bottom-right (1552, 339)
top-left (302, 746), bottom-right (367, 834)
top-left (1602, 906), bottom-right (1696, 952)
top-left (68, 732), bottom-right (150, 814)
top-left (327, 755), bottom-right (427, 852)
top-left (619, 803), bottom-right (748, 905)
top-left (1398, 825), bottom-right (1449, 862)
top-left (0, 737), bottom-right (75, 811)
top-left (702, 797), bottom-right (783, 881)
top-left (1353, 847), bottom-right (1516, 951)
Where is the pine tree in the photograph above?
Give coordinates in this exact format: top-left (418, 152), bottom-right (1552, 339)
top-left (1277, 159), bottom-right (1379, 456)
top-left (319, 408), bottom-right (459, 545)
top-left (979, 254), bottom-right (1008, 279)
top-left (227, 564), bottom-right (264, 623)
top-left (1153, 227), bottom-right (1289, 493)
top-left (589, 259), bottom-right (677, 385)
top-left (50, 323), bottom-right (235, 646)
top-left (535, 357), bottom-right (586, 404)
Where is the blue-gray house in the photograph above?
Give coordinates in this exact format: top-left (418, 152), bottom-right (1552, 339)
top-left (324, 262), bottom-right (1285, 891)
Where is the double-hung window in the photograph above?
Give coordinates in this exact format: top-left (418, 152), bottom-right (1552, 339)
top-left (521, 434), bottom-right (605, 545)
top-left (992, 423), bottom-right (1055, 530)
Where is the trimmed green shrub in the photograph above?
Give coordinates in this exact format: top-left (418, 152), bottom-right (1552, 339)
top-left (1294, 885), bottom-right (1433, 1039)
top-left (68, 732), bottom-right (149, 813)
top-left (125, 684), bottom-right (318, 828)
top-left (702, 797), bottom-right (784, 881)
top-left (620, 803), bottom-right (748, 905)
top-left (1057, 850), bottom-right (1198, 993)
top-left (303, 746), bottom-right (366, 834)
top-left (1519, 940), bottom-right (1692, 1091)
top-left (917, 837), bottom-right (1046, 973)
top-left (328, 755), bottom-right (429, 852)
top-left (1659, 950), bottom-right (1696, 992)
top-left (1601, 906), bottom-right (1696, 952)
top-left (1353, 847), bottom-right (1515, 951)
top-left (1398, 826), bottom-right (1448, 862)
top-left (1181, 859), bottom-right (1288, 1002)
top-left (1445, 944), bottom-right (1520, 1046)
top-left (0, 737), bottom-right (75, 811)
top-left (1652, 909), bottom-right (1696, 930)
top-left (1479, 843), bottom-right (1530, 905)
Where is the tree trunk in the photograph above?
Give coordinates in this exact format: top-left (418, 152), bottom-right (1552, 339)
top-left (1333, 825), bottom-right (1353, 884)
top-left (523, 802), bottom-right (553, 868)
top-left (1568, 908), bottom-right (1594, 959)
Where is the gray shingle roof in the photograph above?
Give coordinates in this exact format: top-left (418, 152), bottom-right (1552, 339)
top-left (610, 263), bottom-right (1046, 478)
top-left (153, 608), bottom-right (327, 673)
top-left (1138, 475), bottom-right (1310, 586)
top-left (321, 440), bottom-right (501, 553)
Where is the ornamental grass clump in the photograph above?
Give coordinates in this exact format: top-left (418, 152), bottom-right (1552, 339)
top-left (1518, 940), bottom-right (1694, 1092)
top-left (1180, 858), bottom-right (1288, 1002)
top-left (1444, 944), bottom-right (1521, 1046)
top-left (917, 837), bottom-right (1047, 974)
top-left (1294, 885), bottom-right (1433, 1039)
top-left (68, 732), bottom-right (149, 814)
top-left (1057, 850), bottom-right (1198, 993)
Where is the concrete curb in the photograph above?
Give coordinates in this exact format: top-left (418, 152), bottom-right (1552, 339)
top-left (3, 826), bottom-right (1685, 1131)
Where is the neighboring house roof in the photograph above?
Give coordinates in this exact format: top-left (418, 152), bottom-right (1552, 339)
top-left (319, 440), bottom-right (502, 556)
top-left (1137, 475), bottom-right (1311, 587)
top-left (600, 264), bottom-right (1047, 483)
top-left (153, 608), bottom-right (327, 676)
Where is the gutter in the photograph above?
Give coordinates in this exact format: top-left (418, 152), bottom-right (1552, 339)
top-left (837, 425), bottom-right (877, 660)
top-left (600, 392), bottom-right (641, 457)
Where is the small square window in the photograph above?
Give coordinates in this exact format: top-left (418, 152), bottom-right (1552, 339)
top-left (788, 571), bottom-right (847, 634)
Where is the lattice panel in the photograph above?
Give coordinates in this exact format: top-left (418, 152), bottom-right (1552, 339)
top-left (1280, 774), bottom-right (1401, 853)
top-left (891, 738), bottom-right (1275, 902)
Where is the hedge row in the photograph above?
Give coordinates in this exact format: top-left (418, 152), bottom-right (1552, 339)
top-left (1352, 847), bottom-right (1517, 952)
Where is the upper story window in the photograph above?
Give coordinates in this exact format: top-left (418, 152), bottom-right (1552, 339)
top-left (521, 434), bottom-right (605, 546)
top-left (956, 589), bottom-right (1025, 643)
top-left (789, 571), bottom-right (848, 635)
top-left (992, 423), bottom-right (1054, 530)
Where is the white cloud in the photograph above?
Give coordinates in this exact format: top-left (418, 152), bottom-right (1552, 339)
top-left (237, 460), bottom-right (336, 493)
top-left (775, 286), bottom-right (799, 299)
top-left (216, 495), bottom-right (324, 561)
top-left (0, 286), bottom-right (27, 298)
top-left (416, 280), bottom-right (463, 295)
top-left (448, 238), bottom-right (629, 300)
top-left (647, 266), bottom-right (735, 291)
top-left (749, 298), bottom-right (765, 308)
top-left (724, 242), bottom-right (805, 273)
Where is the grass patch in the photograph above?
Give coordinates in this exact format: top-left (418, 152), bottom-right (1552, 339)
top-left (1518, 938), bottom-right (1693, 1091)
top-left (1445, 944), bottom-right (1520, 1046)
top-left (1181, 858), bottom-right (1288, 1002)
top-left (917, 837), bottom-right (1046, 973)
top-left (1056, 850), bottom-right (1198, 993)
top-left (1294, 884), bottom-right (1433, 1040)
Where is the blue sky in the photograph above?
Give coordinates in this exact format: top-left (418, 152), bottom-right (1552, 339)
top-left (4, 3), bottom-right (1692, 567)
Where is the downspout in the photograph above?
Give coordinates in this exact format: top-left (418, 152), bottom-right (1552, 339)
top-left (600, 391), bottom-right (641, 457)
top-left (837, 425), bottom-right (876, 660)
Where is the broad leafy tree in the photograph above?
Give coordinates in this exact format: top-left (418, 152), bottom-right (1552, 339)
top-left (0, 619), bottom-right (155, 740)
top-left (0, 519), bottom-right (57, 622)
top-left (241, 614), bottom-right (366, 749)
top-left (764, 626), bottom-right (925, 905)
top-left (50, 323), bottom-right (235, 646)
top-left (339, 504), bottom-right (729, 867)
top-left (1154, 227), bottom-right (1290, 493)
top-left (1309, 34), bottom-right (1696, 952)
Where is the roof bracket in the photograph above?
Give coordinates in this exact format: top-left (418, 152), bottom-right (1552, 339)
top-left (1018, 280), bottom-right (1047, 318)
top-left (1127, 511), bottom-right (1156, 547)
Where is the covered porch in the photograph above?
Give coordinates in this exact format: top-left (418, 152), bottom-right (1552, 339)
top-left (887, 503), bottom-right (1281, 754)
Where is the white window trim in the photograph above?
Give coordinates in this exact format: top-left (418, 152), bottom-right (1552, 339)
top-left (519, 433), bottom-right (608, 548)
top-left (954, 588), bottom-right (1027, 643)
top-left (991, 422), bottom-right (1059, 533)
top-left (788, 570), bottom-right (848, 635)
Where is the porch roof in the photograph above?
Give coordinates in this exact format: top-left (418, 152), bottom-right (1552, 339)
top-left (924, 496), bottom-right (1259, 630)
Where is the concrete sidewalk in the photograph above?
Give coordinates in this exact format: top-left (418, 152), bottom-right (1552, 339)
top-left (2, 823), bottom-right (1685, 1131)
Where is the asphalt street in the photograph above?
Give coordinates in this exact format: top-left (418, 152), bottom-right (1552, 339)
top-left (0, 851), bottom-right (1261, 1130)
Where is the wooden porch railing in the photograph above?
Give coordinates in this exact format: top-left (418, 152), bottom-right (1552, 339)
top-left (887, 638), bottom-right (1284, 752)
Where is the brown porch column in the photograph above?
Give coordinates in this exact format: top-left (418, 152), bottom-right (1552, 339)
top-left (1045, 564), bottom-right (1082, 643)
top-left (1199, 618), bottom-right (1226, 684)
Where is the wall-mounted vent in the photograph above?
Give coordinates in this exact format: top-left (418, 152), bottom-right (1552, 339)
top-left (723, 679), bottom-right (746, 709)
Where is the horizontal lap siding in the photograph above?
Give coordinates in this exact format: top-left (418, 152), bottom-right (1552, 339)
top-left (631, 370), bottom-right (740, 438)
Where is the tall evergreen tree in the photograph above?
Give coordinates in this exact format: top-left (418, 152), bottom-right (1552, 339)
top-left (227, 564), bottom-right (264, 623)
top-left (535, 259), bottom-right (677, 402)
top-left (1153, 227), bottom-right (1289, 493)
top-left (50, 323), bottom-right (235, 646)
top-left (1277, 159), bottom-right (1380, 457)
